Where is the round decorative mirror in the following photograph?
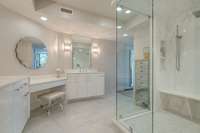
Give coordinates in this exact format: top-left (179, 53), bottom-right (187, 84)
top-left (15, 37), bottom-right (48, 69)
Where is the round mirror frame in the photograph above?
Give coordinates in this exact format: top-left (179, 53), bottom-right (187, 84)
top-left (15, 37), bottom-right (48, 70)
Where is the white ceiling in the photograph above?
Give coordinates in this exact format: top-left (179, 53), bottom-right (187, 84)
top-left (119, 0), bottom-right (152, 16)
top-left (52, 0), bottom-right (116, 18)
top-left (0, 0), bottom-right (116, 40)
top-left (0, 0), bottom-right (151, 40)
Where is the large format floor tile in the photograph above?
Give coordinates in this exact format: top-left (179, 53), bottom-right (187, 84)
top-left (23, 96), bottom-right (121, 133)
top-left (122, 111), bottom-right (200, 133)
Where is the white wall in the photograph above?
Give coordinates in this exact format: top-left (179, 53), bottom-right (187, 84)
top-left (131, 21), bottom-right (150, 60)
top-left (57, 33), bottom-right (116, 95)
top-left (0, 5), bottom-right (116, 96)
top-left (92, 39), bottom-right (116, 95)
top-left (116, 20), bottom-right (150, 92)
top-left (0, 5), bottom-right (58, 76)
top-left (154, 0), bottom-right (200, 111)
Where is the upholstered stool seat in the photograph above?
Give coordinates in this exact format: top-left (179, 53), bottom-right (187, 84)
top-left (39, 91), bottom-right (65, 115)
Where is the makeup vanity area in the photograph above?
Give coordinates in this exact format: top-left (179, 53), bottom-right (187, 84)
top-left (0, 37), bottom-right (104, 133)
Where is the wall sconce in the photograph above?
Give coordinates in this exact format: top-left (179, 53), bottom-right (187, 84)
top-left (91, 43), bottom-right (100, 57)
top-left (64, 40), bottom-right (72, 52)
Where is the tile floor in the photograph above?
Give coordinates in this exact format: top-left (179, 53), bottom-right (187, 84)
top-left (122, 111), bottom-right (200, 133)
top-left (23, 96), bottom-right (122, 133)
top-left (117, 92), bottom-right (146, 119)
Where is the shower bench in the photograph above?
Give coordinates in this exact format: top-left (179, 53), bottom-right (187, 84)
top-left (160, 89), bottom-right (200, 123)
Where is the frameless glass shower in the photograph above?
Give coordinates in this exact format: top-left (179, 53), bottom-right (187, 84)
top-left (116, 0), bottom-right (153, 133)
top-left (116, 0), bottom-right (200, 133)
top-left (154, 0), bottom-right (200, 133)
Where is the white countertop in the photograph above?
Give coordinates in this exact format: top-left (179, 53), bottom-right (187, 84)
top-left (30, 75), bottom-right (67, 93)
top-left (66, 72), bottom-right (104, 74)
top-left (65, 69), bottom-right (104, 74)
top-left (30, 76), bottom-right (66, 85)
top-left (0, 76), bottom-right (28, 88)
top-left (0, 75), bottom-right (67, 89)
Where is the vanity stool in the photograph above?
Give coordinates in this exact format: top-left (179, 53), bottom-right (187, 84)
top-left (39, 91), bottom-right (65, 116)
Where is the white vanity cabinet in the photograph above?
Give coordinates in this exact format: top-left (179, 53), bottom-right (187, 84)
top-left (66, 73), bottom-right (105, 100)
top-left (0, 78), bottom-right (30, 133)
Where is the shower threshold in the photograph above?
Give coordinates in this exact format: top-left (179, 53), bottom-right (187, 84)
top-left (116, 111), bottom-right (200, 133)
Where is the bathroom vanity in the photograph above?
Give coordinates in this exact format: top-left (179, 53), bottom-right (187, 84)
top-left (66, 72), bottom-right (105, 100)
top-left (30, 76), bottom-right (66, 93)
top-left (0, 76), bottom-right (67, 133)
top-left (0, 77), bottom-right (30, 133)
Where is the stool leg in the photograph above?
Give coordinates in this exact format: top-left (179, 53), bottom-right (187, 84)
top-left (59, 103), bottom-right (64, 111)
top-left (47, 100), bottom-right (52, 116)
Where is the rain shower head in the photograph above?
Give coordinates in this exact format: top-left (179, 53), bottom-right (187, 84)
top-left (192, 10), bottom-right (200, 18)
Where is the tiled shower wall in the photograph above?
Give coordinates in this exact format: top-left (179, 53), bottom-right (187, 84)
top-left (160, 93), bottom-right (200, 124)
top-left (154, 0), bottom-right (200, 111)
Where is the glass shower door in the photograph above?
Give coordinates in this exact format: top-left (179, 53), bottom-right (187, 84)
top-left (154, 0), bottom-right (200, 133)
top-left (116, 0), bottom-right (153, 133)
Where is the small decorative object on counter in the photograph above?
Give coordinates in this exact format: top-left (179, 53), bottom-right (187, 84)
top-left (56, 68), bottom-right (62, 78)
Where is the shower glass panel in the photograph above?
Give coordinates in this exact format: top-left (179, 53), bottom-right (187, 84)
top-left (116, 0), bottom-right (153, 132)
top-left (155, 0), bottom-right (200, 133)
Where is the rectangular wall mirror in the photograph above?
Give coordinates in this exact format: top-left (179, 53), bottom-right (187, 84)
top-left (72, 42), bottom-right (91, 69)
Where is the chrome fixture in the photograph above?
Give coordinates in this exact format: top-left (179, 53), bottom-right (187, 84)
top-left (192, 10), bottom-right (200, 18)
top-left (176, 25), bottom-right (182, 71)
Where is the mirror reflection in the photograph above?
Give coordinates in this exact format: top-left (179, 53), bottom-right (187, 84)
top-left (15, 37), bottom-right (48, 69)
top-left (72, 43), bottom-right (91, 69)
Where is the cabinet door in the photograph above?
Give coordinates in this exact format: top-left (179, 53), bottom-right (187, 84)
top-left (96, 76), bottom-right (105, 96)
top-left (13, 88), bottom-right (23, 133)
top-left (67, 81), bottom-right (77, 99)
top-left (21, 83), bottom-right (30, 131)
top-left (13, 81), bottom-right (29, 133)
top-left (87, 75), bottom-right (105, 97)
top-left (76, 76), bottom-right (87, 98)
top-left (87, 76), bottom-right (98, 97)
top-left (0, 85), bottom-right (13, 133)
top-left (67, 75), bottom-right (87, 99)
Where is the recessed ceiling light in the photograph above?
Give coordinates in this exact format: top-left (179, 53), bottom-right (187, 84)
top-left (123, 33), bottom-right (128, 37)
top-left (125, 10), bottom-right (131, 14)
top-left (117, 6), bottom-right (122, 12)
top-left (117, 25), bottom-right (122, 29)
top-left (40, 16), bottom-right (48, 21)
